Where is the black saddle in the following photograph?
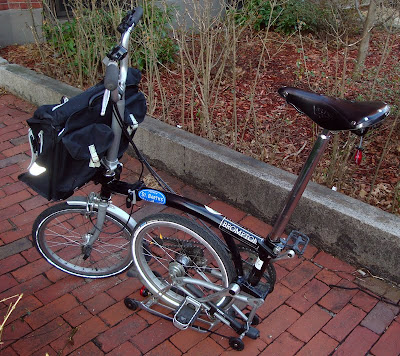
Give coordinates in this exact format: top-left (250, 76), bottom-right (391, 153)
top-left (278, 87), bottom-right (390, 134)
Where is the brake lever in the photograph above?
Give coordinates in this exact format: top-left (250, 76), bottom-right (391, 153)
top-left (100, 89), bottom-right (110, 116)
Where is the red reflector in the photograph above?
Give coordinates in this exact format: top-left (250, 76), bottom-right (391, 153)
top-left (140, 285), bottom-right (150, 297)
top-left (355, 149), bottom-right (363, 165)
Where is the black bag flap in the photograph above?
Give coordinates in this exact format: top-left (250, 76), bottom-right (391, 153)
top-left (124, 91), bottom-right (147, 125)
top-left (62, 124), bottom-right (114, 160)
top-left (126, 67), bottom-right (142, 86)
top-left (27, 68), bottom-right (143, 131)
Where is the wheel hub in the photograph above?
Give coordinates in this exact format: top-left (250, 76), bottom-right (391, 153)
top-left (169, 261), bottom-right (186, 279)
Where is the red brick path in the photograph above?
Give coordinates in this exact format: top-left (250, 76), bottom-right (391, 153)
top-left (0, 92), bottom-right (399, 355)
top-left (0, 0), bottom-right (42, 11)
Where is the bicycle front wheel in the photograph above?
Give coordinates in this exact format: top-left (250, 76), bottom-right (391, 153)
top-left (33, 203), bottom-right (134, 278)
top-left (132, 213), bottom-right (236, 309)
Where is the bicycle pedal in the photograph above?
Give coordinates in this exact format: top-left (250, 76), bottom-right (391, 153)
top-left (173, 296), bottom-right (202, 330)
top-left (286, 231), bottom-right (309, 255)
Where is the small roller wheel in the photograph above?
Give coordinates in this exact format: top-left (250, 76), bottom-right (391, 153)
top-left (124, 297), bottom-right (139, 310)
top-left (245, 312), bottom-right (260, 326)
top-left (229, 337), bottom-right (244, 351)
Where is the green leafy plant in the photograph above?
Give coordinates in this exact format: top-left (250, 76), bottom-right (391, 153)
top-left (233, 0), bottom-right (282, 31)
top-left (42, 4), bottom-right (117, 85)
top-left (43, 19), bottom-right (77, 58)
top-left (232, 0), bottom-right (337, 35)
top-left (41, 0), bottom-right (178, 84)
top-left (275, 0), bottom-right (318, 34)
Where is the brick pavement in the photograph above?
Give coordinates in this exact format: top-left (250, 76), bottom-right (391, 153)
top-left (0, 91), bottom-right (399, 355)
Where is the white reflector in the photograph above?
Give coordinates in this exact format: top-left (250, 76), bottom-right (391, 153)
top-left (29, 162), bottom-right (46, 176)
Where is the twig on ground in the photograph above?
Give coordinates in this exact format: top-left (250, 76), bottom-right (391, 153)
top-left (0, 294), bottom-right (24, 345)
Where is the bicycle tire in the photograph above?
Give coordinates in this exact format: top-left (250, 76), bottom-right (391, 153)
top-left (33, 202), bottom-right (134, 278)
top-left (131, 213), bottom-right (236, 309)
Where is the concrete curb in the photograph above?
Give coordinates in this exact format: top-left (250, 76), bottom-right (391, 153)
top-left (1, 59), bottom-right (399, 283)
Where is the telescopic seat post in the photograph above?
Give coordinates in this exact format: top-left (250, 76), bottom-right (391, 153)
top-left (268, 129), bottom-right (331, 242)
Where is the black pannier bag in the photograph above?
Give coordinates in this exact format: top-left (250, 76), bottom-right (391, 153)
top-left (18, 68), bottom-right (147, 201)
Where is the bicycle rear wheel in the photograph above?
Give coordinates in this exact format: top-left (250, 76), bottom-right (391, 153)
top-left (33, 202), bottom-right (134, 278)
top-left (131, 213), bottom-right (236, 309)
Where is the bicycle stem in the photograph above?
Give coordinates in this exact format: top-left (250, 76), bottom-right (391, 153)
top-left (268, 129), bottom-right (331, 242)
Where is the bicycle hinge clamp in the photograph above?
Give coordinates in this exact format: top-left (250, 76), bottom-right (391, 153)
top-left (107, 45), bottom-right (128, 62)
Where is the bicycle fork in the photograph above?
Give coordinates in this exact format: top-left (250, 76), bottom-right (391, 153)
top-left (82, 194), bottom-right (110, 259)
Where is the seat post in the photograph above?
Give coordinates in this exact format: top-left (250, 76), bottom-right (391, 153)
top-left (268, 129), bottom-right (331, 242)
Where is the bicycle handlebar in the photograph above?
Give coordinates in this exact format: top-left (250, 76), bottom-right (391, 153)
top-left (104, 62), bottom-right (119, 91)
top-left (131, 6), bottom-right (143, 26)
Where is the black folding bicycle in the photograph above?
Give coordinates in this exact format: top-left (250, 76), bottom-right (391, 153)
top-left (31, 7), bottom-right (390, 350)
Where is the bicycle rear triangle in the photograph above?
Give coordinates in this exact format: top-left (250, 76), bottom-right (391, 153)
top-left (17, 6), bottom-right (391, 352)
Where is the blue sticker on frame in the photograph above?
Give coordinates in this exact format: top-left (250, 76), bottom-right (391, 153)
top-left (138, 189), bottom-right (166, 205)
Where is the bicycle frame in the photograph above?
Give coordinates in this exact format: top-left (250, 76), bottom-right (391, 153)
top-left (89, 127), bottom-right (331, 295)
top-left (88, 6), bottom-right (333, 294)
top-left (30, 6), bottom-right (391, 348)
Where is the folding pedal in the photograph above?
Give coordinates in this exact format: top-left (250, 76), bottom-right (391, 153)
top-left (286, 230), bottom-right (310, 255)
top-left (173, 296), bottom-right (202, 330)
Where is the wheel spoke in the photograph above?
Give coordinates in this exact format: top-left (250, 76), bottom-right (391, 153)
top-left (35, 204), bottom-right (133, 277)
top-left (133, 214), bottom-right (234, 309)
top-left (51, 218), bottom-right (83, 237)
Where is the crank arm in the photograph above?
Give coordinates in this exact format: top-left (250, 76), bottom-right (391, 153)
top-left (272, 249), bottom-right (296, 261)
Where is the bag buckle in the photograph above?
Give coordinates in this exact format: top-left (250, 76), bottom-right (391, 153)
top-left (88, 145), bottom-right (101, 168)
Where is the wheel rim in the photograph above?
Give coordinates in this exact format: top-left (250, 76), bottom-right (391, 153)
top-left (133, 219), bottom-right (231, 308)
top-left (36, 207), bottom-right (132, 277)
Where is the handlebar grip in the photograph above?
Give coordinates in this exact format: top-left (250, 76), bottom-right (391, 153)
top-left (104, 62), bottom-right (119, 91)
top-left (131, 6), bottom-right (144, 25)
top-left (117, 7), bottom-right (144, 33)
